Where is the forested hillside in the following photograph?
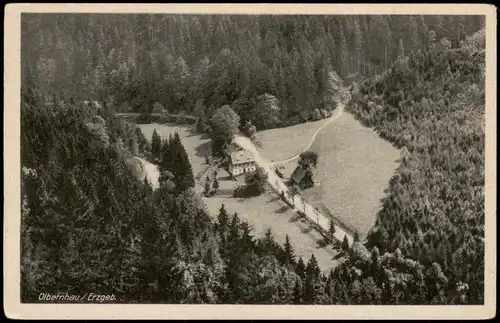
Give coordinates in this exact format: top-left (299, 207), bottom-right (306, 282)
top-left (346, 28), bottom-right (485, 304)
top-left (20, 88), bottom-right (308, 303)
top-left (21, 14), bottom-right (483, 130)
top-left (20, 13), bottom-right (485, 305)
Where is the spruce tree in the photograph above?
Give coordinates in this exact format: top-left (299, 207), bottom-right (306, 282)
top-left (293, 280), bottom-right (303, 304)
top-left (217, 203), bottom-right (229, 228)
top-left (295, 257), bottom-right (306, 280)
top-left (161, 132), bottom-right (194, 191)
top-left (398, 38), bottom-right (405, 59)
top-left (328, 219), bottom-right (336, 241)
top-left (228, 212), bottom-right (240, 245)
top-left (151, 129), bottom-right (162, 161)
top-left (159, 136), bottom-right (173, 172)
top-left (204, 180), bottom-right (211, 197)
top-left (283, 234), bottom-right (296, 266)
top-left (260, 228), bottom-right (277, 254)
top-left (304, 253), bottom-right (321, 303)
top-left (175, 132), bottom-right (194, 190)
top-left (342, 235), bottom-right (350, 251)
top-left (216, 203), bottom-right (229, 250)
top-left (354, 230), bottom-right (360, 242)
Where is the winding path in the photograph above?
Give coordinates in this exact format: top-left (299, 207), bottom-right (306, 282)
top-left (234, 103), bottom-right (353, 246)
top-left (269, 103), bottom-right (345, 167)
top-left (132, 102), bottom-right (353, 246)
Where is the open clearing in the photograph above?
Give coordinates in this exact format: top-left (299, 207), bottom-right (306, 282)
top-left (307, 112), bottom-right (401, 238)
top-left (127, 157), bottom-right (160, 190)
top-left (203, 191), bottom-right (342, 273)
top-left (255, 118), bottom-right (329, 162)
top-left (137, 122), bottom-right (344, 271)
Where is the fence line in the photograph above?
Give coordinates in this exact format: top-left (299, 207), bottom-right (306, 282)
top-left (319, 203), bottom-right (358, 237)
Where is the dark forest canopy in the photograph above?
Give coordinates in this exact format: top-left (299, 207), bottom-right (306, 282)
top-left (21, 14), bottom-right (484, 130)
top-left (347, 28), bottom-right (485, 304)
top-left (20, 14), bottom-right (485, 305)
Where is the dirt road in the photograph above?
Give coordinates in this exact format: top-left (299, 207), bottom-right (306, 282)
top-left (269, 103), bottom-right (345, 167)
top-left (234, 107), bottom-right (354, 246)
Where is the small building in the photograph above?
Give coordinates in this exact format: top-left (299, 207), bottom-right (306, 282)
top-left (228, 147), bottom-right (256, 177)
top-left (290, 165), bottom-right (316, 190)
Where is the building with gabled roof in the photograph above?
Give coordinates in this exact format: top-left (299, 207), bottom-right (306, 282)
top-left (227, 145), bottom-right (256, 177)
top-left (290, 165), bottom-right (317, 190)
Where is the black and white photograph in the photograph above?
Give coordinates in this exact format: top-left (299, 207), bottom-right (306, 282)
top-left (4, 3), bottom-right (496, 320)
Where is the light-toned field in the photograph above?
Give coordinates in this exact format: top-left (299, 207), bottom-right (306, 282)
top-left (255, 118), bottom-right (329, 162)
top-left (203, 191), bottom-right (342, 273)
top-left (127, 157), bottom-right (160, 190)
top-left (308, 112), bottom-right (401, 238)
top-left (137, 122), bottom-right (344, 272)
top-left (138, 123), bottom-right (211, 177)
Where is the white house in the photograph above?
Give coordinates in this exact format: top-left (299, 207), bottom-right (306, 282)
top-left (228, 148), bottom-right (256, 176)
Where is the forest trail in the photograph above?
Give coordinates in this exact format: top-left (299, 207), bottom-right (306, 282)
top-left (269, 102), bottom-right (345, 167)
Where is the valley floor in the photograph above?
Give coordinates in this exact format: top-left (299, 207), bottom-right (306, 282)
top-left (137, 107), bottom-right (400, 266)
top-left (203, 192), bottom-right (343, 274)
top-left (255, 107), bottom-right (400, 239)
top-left (307, 112), bottom-right (400, 238)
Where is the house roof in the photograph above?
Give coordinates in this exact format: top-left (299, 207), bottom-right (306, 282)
top-left (291, 165), bottom-right (317, 184)
top-left (230, 149), bottom-right (255, 165)
top-left (291, 166), bottom-right (307, 183)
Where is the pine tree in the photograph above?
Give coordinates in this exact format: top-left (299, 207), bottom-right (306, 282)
top-left (159, 135), bottom-right (174, 173)
top-left (354, 230), bottom-right (360, 242)
top-left (304, 253), bottom-right (321, 303)
top-left (217, 203), bottom-right (229, 228)
top-left (216, 203), bottom-right (229, 248)
top-left (409, 16), bottom-right (421, 53)
top-left (151, 130), bottom-right (161, 162)
top-left (328, 219), bottom-right (336, 241)
top-left (213, 176), bottom-right (219, 190)
top-left (204, 180), bottom-right (212, 197)
top-left (293, 279), bottom-right (303, 304)
top-left (259, 228), bottom-right (277, 255)
top-left (283, 234), bottom-right (296, 266)
top-left (338, 25), bottom-right (349, 77)
top-left (165, 132), bottom-right (194, 191)
top-left (398, 38), bottom-right (405, 59)
top-left (353, 17), bottom-right (364, 74)
top-left (295, 257), bottom-right (306, 280)
top-left (342, 235), bottom-right (350, 251)
top-left (228, 212), bottom-right (240, 245)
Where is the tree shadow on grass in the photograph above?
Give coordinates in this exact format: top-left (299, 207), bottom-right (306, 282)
top-left (289, 214), bottom-right (302, 223)
top-left (275, 205), bottom-right (289, 214)
top-left (186, 132), bottom-right (211, 140)
top-left (194, 141), bottom-right (212, 158)
top-left (268, 196), bottom-right (280, 203)
top-left (301, 227), bottom-right (312, 234)
top-left (316, 238), bottom-right (329, 249)
top-left (333, 252), bottom-right (345, 260)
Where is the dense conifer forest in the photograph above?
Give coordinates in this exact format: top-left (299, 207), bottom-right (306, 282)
top-left (22, 14), bottom-right (484, 130)
top-left (21, 14), bottom-right (485, 304)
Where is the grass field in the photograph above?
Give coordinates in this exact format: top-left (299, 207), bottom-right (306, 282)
top-left (255, 118), bottom-right (329, 162)
top-left (203, 191), bottom-right (343, 273)
top-left (308, 112), bottom-right (401, 239)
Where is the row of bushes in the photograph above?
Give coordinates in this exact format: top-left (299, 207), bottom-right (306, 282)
top-left (135, 113), bottom-right (198, 125)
